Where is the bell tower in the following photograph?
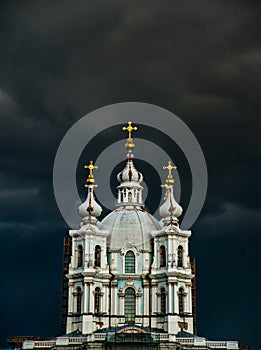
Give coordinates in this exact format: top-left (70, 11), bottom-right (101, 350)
top-left (150, 161), bottom-right (194, 335)
top-left (66, 161), bottom-right (111, 334)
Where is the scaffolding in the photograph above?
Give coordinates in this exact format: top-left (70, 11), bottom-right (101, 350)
top-left (190, 257), bottom-right (197, 334)
top-left (7, 336), bottom-right (40, 348)
top-left (61, 235), bottom-right (72, 334)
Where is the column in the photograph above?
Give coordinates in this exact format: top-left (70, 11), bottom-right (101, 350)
top-left (68, 282), bottom-right (74, 313)
top-left (168, 238), bottom-right (171, 268)
top-left (139, 190), bottom-right (142, 203)
top-left (172, 282), bottom-right (175, 314)
top-left (85, 236), bottom-right (89, 268)
top-left (89, 283), bottom-right (94, 313)
top-left (83, 282), bottom-right (89, 313)
top-left (151, 284), bottom-right (157, 313)
top-left (72, 289), bottom-right (77, 313)
top-left (186, 283), bottom-right (192, 313)
top-left (143, 283), bottom-right (149, 315)
top-left (102, 284), bottom-right (106, 313)
top-left (136, 289), bottom-right (141, 316)
top-left (111, 281), bottom-right (118, 315)
top-left (168, 282), bottom-right (172, 314)
top-left (173, 283), bottom-right (178, 314)
top-left (89, 239), bottom-right (93, 267)
top-left (71, 238), bottom-right (76, 268)
top-left (119, 290), bottom-right (124, 315)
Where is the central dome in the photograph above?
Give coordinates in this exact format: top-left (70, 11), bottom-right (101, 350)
top-left (100, 208), bottom-right (161, 251)
top-left (99, 124), bottom-right (161, 251)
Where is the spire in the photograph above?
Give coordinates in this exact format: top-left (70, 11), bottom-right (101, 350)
top-left (78, 160), bottom-right (102, 221)
top-left (116, 122), bottom-right (144, 206)
top-left (159, 161), bottom-right (182, 225)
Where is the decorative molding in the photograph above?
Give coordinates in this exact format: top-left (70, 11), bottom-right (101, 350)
top-left (125, 278), bottom-right (134, 286)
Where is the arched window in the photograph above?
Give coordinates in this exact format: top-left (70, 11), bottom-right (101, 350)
top-left (159, 245), bottom-right (166, 267)
top-left (160, 287), bottom-right (166, 314)
top-left (125, 288), bottom-right (136, 322)
top-left (125, 251), bottom-right (135, 273)
top-left (76, 287), bottom-right (82, 313)
top-left (178, 287), bottom-right (185, 314)
top-left (177, 245), bottom-right (183, 267)
top-left (77, 245), bottom-right (83, 267)
top-left (94, 245), bottom-right (101, 267)
top-left (94, 287), bottom-right (101, 313)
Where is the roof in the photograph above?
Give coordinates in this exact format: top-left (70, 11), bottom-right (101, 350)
top-left (100, 207), bottom-right (161, 251)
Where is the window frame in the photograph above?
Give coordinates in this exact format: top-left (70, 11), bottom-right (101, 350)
top-left (160, 287), bottom-right (166, 314)
top-left (94, 245), bottom-right (101, 267)
top-left (94, 287), bottom-right (101, 313)
top-left (125, 250), bottom-right (136, 274)
top-left (159, 245), bottom-right (166, 268)
top-left (76, 287), bottom-right (82, 314)
top-left (177, 245), bottom-right (184, 268)
top-left (178, 287), bottom-right (185, 315)
top-left (124, 287), bottom-right (136, 323)
top-left (77, 245), bottom-right (83, 268)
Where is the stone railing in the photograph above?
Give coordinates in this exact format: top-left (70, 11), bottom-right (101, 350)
top-left (23, 334), bottom-right (239, 349)
top-left (176, 337), bottom-right (239, 349)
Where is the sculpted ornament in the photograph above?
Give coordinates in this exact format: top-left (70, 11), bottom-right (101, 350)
top-left (125, 278), bottom-right (134, 286)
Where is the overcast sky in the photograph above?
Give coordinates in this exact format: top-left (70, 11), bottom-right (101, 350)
top-left (0, 1), bottom-right (260, 349)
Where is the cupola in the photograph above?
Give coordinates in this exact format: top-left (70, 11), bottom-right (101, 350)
top-left (78, 160), bottom-right (102, 223)
top-left (159, 161), bottom-right (183, 225)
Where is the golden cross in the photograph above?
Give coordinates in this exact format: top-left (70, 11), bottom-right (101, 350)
top-left (122, 121), bottom-right (138, 140)
top-left (163, 161), bottom-right (176, 184)
top-left (84, 160), bottom-right (98, 186)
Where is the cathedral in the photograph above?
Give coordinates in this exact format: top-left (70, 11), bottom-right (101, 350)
top-left (23, 122), bottom-right (239, 349)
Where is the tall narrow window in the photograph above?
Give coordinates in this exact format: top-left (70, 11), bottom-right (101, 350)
top-left (94, 245), bottom-right (101, 267)
top-left (125, 288), bottom-right (136, 322)
top-left (77, 245), bottom-right (83, 267)
top-left (94, 287), bottom-right (101, 313)
top-left (159, 245), bottom-right (166, 267)
top-left (177, 245), bottom-right (183, 267)
top-left (76, 287), bottom-right (82, 313)
top-left (125, 251), bottom-right (135, 273)
top-left (160, 287), bottom-right (166, 314)
top-left (178, 287), bottom-right (185, 314)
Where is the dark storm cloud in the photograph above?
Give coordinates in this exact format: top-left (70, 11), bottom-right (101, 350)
top-left (0, 1), bottom-right (260, 349)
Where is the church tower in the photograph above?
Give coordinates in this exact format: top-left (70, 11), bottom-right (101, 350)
top-left (23, 121), bottom-right (239, 350)
top-left (66, 121), bottom-right (194, 336)
top-left (100, 122), bottom-right (161, 330)
top-left (150, 162), bottom-right (194, 334)
top-left (66, 161), bottom-right (111, 334)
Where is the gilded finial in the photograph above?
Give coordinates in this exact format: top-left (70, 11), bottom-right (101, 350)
top-left (122, 121), bottom-right (138, 148)
top-left (84, 160), bottom-right (98, 187)
top-left (163, 161), bottom-right (176, 184)
top-left (161, 183), bottom-right (169, 200)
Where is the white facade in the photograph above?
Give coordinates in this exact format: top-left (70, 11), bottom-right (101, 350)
top-left (23, 123), bottom-right (239, 350)
top-left (66, 138), bottom-right (194, 337)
